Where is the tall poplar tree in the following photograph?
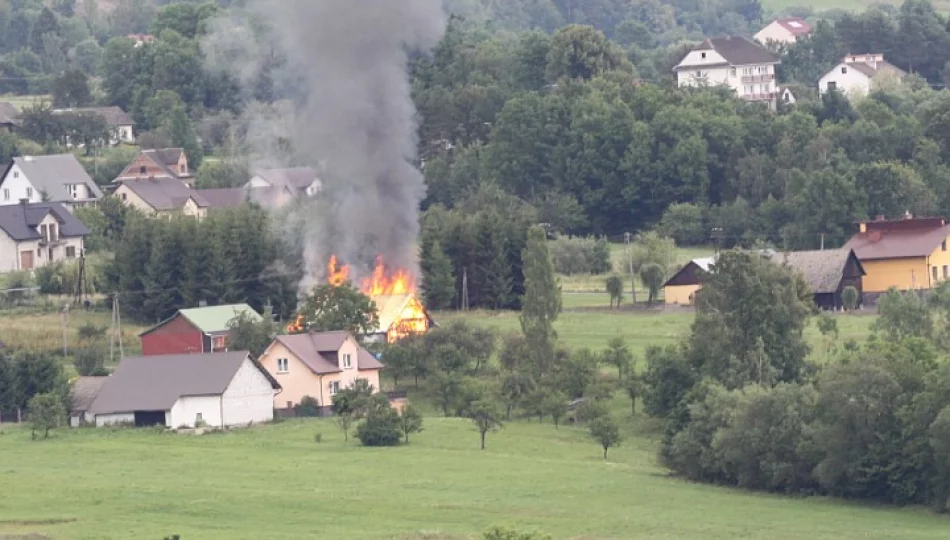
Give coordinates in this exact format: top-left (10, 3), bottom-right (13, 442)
top-left (519, 226), bottom-right (561, 372)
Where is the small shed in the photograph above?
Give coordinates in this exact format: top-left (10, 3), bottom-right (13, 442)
top-left (366, 294), bottom-right (436, 344)
top-left (87, 351), bottom-right (280, 429)
top-left (771, 249), bottom-right (865, 310)
top-left (140, 304), bottom-right (262, 355)
top-left (663, 257), bottom-right (716, 305)
top-left (69, 376), bottom-right (108, 427)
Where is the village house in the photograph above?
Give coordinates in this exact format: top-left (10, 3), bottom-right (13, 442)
top-left (843, 216), bottom-right (950, 294)
top-left (754, 18), bottom-right (812, 45)
top-left (818, 54), bottom-right (904, 98)
top-left (0, 201), bottom-right (89, 272)
top-left (0, 102), bottom-right (21, 132)
top-left (114, 177), bottom-right (209, 218)
top-left (257, 331), bottom-right (384, 413)
top-left (367, 294), bottom-right (436, 344)
top-left (140, 304), bottom-right (263, 356)
top-left (69, 376), bottom-right (108, 427)
top-left (663, 256), bottom-right (715, 305)
top-left (84, 352), bottom-right (280, 428)
top-left (0, 155), bottom-right (103, 210)
top-left (114, 148), bottom-right (194, 186)
top-left (673, 36), bottom-right (781, 108)
top-left (53, 106), bottom-right (135, 144)
top-left (246, 167), bottom-right (322, 206)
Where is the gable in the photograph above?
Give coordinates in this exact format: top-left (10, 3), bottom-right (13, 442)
top-left (259, 341), bottom-right (323, 380)
top-left (140, 313), bottom-right (200, 338)
top-left (664, 262), bottom-right (707, 287)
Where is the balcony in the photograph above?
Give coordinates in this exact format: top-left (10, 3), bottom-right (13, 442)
top-left (742, 92), bottom-right (778, 102)
top-left (741, 74), bottom-right (775, 83)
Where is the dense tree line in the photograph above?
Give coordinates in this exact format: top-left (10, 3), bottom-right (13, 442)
top-left (642, 251), bottom-right (950, 512)
top-left (0, 349), bottom-right (67, 418)
top-left (106, 205), bottom-right (299, 324)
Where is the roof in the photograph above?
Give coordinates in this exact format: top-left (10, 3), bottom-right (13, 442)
top-left (193, 187), bottom-right (247, 209)
top-left (770, 249), bottom-right (864, 294)
top-left (774, 18), bottom-right (812, 36)
top-left (274, 331), bottom-right (384, 375)
top-left (0, 102), bottom-right (20, 125)
top-left (663, 257), bottom-right (715, 287)
top-left (142, 148), bottom-right (192, 179)
top-left (119, 177), bottom-right (207, 211)
top-left (70, 376), bottom-right (108, 413)
top-left (683, 36), bottom-right (778, 67)
top-left (0, 202), bottom-right (90, 242)
top-left (178, 304), bottom-right (262, 334)
top-left (372, 294), bottom-right (435, 334)
top-left (844, 61), bottom-right (905, 78)
top-left (4, 155), bottom-right (102, 202)
top-left (844, 218), bottom-right (950, 260)
top-left (53, 106), bottom-right (133, 126)
top-left (87, 352), bottom-right (278, 415)
top-left (253, 167), bottom-right (320, 191)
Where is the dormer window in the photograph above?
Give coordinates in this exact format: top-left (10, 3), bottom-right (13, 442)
top-left (140, 166), bottom-right (147, 174)
top-left (701, 52), bottom-right (706, 59)
top-left (342, 353), bottom-right (352, 369)
top-left (841, 67), bottom-right (847, 74)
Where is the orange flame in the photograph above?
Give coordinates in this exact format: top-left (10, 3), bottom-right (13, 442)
top-left (327, 255), bottom-right (350, 287)
top-left (360, 256), bottom-right (415, 296)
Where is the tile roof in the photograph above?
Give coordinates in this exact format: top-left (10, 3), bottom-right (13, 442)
top-left (119, 177), bottom-right (206, 211)
top-left (769, 249), bottom-right (864, 294)
top-left (178, 304), bottom-right (262, 334)
top-left (844, 218), bottom-right (950, 260)
top-left (142, 148), bottom-right (192, 179)
top-left (193, 187), bottom-right (247, 209)
top-left (688, 36), bottom-right (778, 66)
top-left (845, 60), bottom-right (905, 78)
top-left (275, 331), bottom-right (383, 375)
top-left (0, 102), bottom-right (21, 125)
top-left (775, 18), bottom-right (812, 36)
top-left (0, 202), bottom-right (90, 242)
top-left (53, 106), bottom-right (133, 126)
top-left (70, 376), bottom-right (108, 414)
top-left (88, 352), bottom-right (278, 415)
top-left (5, 154), bottom-right (102, 202)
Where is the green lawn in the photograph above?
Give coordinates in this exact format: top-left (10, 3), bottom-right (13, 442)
top-left (1, 418), bottom-right (946, 540)
top-left (0, 94), bottom-right (50, 109)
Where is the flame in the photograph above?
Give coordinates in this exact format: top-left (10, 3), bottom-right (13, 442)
top-left (360, 256), bottom-right (415, 296)
top-left (327, 255), bottom-right (350, 287)
top-left (387, 294), bottom-right (430, 343)
top-left (286, 314), bottom-right (305, 334)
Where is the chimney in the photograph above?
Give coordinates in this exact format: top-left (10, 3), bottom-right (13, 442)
top-left (869, 230), bottom-right (883, 243)
top-left (904, 211), bottom-right (913, 220)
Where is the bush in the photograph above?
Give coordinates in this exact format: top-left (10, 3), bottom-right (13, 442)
top-left (656, 202), bottom-right (706, 246)
top-left (356, 394), bottom-right (401, 447)
top-left (548, 235), bottom-right (611, 275)
top-left (73, 347), bottom-right (108, 376)
top-left (294, 396), bottom-right (321, 417)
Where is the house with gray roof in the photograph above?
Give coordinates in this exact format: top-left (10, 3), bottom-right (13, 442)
top-left (769, 249), bottom-right (866, 310)
top-left (0, 154), bottom-right (103, 210)
top-left (0, 102), bottom-right (21, 131)
top-left (70, 376), bottom-right (108, 427)
top-left (0, 200), bottom-right (90, 272)
top-left (87, 351), bottom-right (280, 428)
top-left (673, 35), bottom-right (781, 108)
top-left (246, 167), bottom-right (322, 207)
top-left (113, 177), bottom-right (210, 218)
top-left (53, 106), bottom-right (135, 144)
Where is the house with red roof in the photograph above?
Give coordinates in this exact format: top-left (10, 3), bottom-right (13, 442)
top-left (754, 18), bottom-right (812, 45)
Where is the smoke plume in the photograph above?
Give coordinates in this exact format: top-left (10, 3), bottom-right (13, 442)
top-left (203, 0), bottom-right (446, 291)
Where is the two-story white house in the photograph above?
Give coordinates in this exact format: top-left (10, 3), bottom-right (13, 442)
top-left (0, 155), bottom-right (103, 211)
top-left (818, 53), bottom-right (905, 98)
top-left (0, 201), bottom-right (90, 272)
top-left (673, 36), bottom-right (781, 108)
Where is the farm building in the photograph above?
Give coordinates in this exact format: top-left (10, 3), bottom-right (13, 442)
top-left (69, 376), bottom-right (107, 427)
top-left (86, 352), bottom-right (280, 428)
top-left (140, 304), bottom-right (262, 355)
top-left (768, 249), bottom-right (865, 310)
top-left (663, 256), bottom-right (715, 305)
top-left (843, 216), bottom-right (950, 293)
top-left (367, 294), bottom-right (436, 344)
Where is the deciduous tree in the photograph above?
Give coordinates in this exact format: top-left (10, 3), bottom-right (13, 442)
top-left (469, 398), bottom-right (504, 450)
top-left (29, 392), bottom-right (65, 439)
top-left (589, 415), bottom-right (621, 459)
top-left (292, 284), bottom-right (379, 339)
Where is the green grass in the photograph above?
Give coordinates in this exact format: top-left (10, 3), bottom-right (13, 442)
top-left (0, 94), bottom-right (51, 110)
top-left (1, 418), bottom-right (946, 540)
top-left (0, 310), bottom-right (145, 359)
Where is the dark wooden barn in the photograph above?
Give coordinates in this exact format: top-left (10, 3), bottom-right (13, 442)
top-left (771, 249), bottom-right (865, 310)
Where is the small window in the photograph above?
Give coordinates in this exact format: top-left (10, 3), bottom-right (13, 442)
top-left (841, 67), bottom-right (847, 74)
top-left (934, 266), bottom-right (939, 282)
top-left (695, 70), bottom-right (702, 77)
top-left (730, 67), bottom-right (736, 76)
top-left (13, 171), bottom-right (18, 178)
top-left (26, 187), bottom-right (32, 199)
top-left (343, 353), bottom-right (352, 369)
top-left (944, 265), bottom-right (948, 279)
top-left (330, 381), bottom-right (340, 395)
top-left (943, 240), bottom-right (947, 252)
top-left (66, 246), bottom-right (76, 258)
top-left (2, 188), bottom-right (8, 201)
top-left (827, 81), bottom-right (837, 91)
top-left (196, 412), bottom-right (203, 423)
top-left (286, 401), bottom-right (293, 409)
top-left (120, 193), bottom-right (127, 201)
top-left (213, 336), bottom-right (227, 350)
top-left (277, 358), bottom-right (289, 373)
top-left (700, 52), bottom-right (706, 59)
top-left (139, 165), bottom-right (147, 174)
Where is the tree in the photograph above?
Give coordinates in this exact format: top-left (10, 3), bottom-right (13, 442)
top-left (606, 275), bottom-right (623, 308)
top-left (73, 348), bottom-right (107, 377)
top-left (52, 69), bottom-right (92, 108)
top-left (31, 8), bottom-right (60, 55)
top-left (29, 392), bottom-right (65, 440)
top-left (499, 370), bottom-right (535, 420)
top-left (842, 286), bottom-right (860, 312)
top-left (625, 376), bottom-right (644, 415)
top-left (520, 226), bottom-right (562, 372)
top-left (420, 239), bottom-right (456, 310)
top-left (602, 337), bottom-right (632, 380)
top-left (546, 25), bottom-right (624, 82)
top-left (227, 307), bottom-right (277, 358)
top-left (642, 345), bottom-right (696, 418)
top-left (589, 415), bottom-right (621, 459)
top-left (292, 284), bottom-right (380, 339)
top-left (0, 353), bottom-right (18, 413)
top-left (355, 394), bottom-right (402, 447)
top-left (541, 391), bottom-right (568, 428)
top-left (874, 288), bottom-right (932, 341)
top-left (167, 105), bottom-right (204, 169)
top-left (14, 352), bottom-right (64, 410)
top-left (331, 379), bottom-right (376, 418)
top-left (930, 406), bottom-right (950, 512)
top-left (469, 399), bottom-right (504, 450)
top-left (336, 413), bottom-right (355, 442)
top-left (640, 263), bottom-right (665, 305)
top-left (398, 403), bottom-right (424, 444)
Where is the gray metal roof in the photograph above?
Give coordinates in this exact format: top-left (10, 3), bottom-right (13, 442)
top-left (0, 102), bottom-right (21, 126)
top-left (5, 154), bottom-right (102, 202)
top-left (70, 376), bottom-right (108, 413)
top-left (194, 187), bottom-right (247, 209)
top-left (53, 106), bottom-right (134, 126)
top-left (119, 177), bottom-right (208, 210)
top-left (88, 352), bottom-right (278, 415)
top-left (0, 202), bottom-right (90, 241)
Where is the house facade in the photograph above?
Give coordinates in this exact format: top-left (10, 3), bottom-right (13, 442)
top-left (86, 352), bottom-right (280, 428)
top-left (0, 202), bottom-right (89, 272)
top-left (114, 148), bottom-right (194, 186)
top-left (0, 155), bottom-right (102, 210)
top-left (754, 18), bottom-right (812, 45)
top-left (114, 178), bottom-right (209, 219)
top-left (663, 257), bottom-right (715, 305)
top-left (53, 106), bottom-right (135, 145)
top-left (819, 54), bottom-right (904, 98)
top-left (673, 36), bottom-right (780, 108)
top-left (843, 216), bottom-right (950, 293)
top-left (246, 167), bottom-right (322, 207)
top-left (258, 331), bottom-right (384, 412)
top-left (140, 304), bottom-right (263, 356)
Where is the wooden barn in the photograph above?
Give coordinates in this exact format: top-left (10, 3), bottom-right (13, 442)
top-left (663, 256), bottom-right (715, 305)
top-left (140, 304), bottom-right (262, 356)
top-left (770, 249), bottom-right (865, 310)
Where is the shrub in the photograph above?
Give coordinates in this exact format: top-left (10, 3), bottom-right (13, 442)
top-left (294, 396), bottom-right (321, 417)
top-left (73, 347), bottom-right (108, 376)
top-left (548, 235), bottom-right (611, 275)
top-left (656, 203), bottom-right (706, 246)
top-left (356, 395), bottom-right (401, 447)
top-left (77, 323), bottom-right (107, 341)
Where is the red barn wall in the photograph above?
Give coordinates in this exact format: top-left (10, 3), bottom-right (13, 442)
top-left (140, 314), bottom-right (204, 356)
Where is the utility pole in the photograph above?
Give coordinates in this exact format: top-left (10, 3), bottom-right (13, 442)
top-left (461, 268), bottom-right (469, 311)
top-left (624, 232), bottom-right (637, 304)
top-left (820, 233), bottom-right (825, 251)
top-left (712, 227), bottom-right (724, 255)
top-left (61, 303), bottom-right (70, 357)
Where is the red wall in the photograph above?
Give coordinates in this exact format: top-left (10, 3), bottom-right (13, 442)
top-left (140, 314), bottom-right (204, 356)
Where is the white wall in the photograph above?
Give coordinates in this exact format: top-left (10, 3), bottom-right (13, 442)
top-left (819, 62), bottom-right (871, 97)
top-left (117, 126), bottom-right (135, 144)
top-left (169, 395), bottom-right (223, 428)
top-left (95, 412), bottom-right (135, 427)
top-left (247, 175), bottom-right (271, 188)
top-left (0, 164), bottom-right (38, 206)
top-left (677, 63), bottom-right (775, 99)
top-left (754, 22), bottom-right (795, 44)
top-left (222, 358), bottom-right (276, 426)
top-left (676, 49), bottom-right (728, 69)
top-left (0, 232), bottom-right (18, 272)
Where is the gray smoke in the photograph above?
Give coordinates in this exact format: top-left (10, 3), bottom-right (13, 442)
top-left (203, 0), bottom-right (446, 291)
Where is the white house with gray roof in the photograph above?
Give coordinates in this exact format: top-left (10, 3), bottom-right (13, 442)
top-left (818, 54), bottom-right (905, 99)
top-left (673, 36), bottom-right (781, 108)
top-left (0, 154), bottom-right (103, 210)
top-left (0, 201), bottom-right (89, 272)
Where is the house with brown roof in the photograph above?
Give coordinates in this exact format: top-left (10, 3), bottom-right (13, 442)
top-left (819, 54), bottom-right (905, 98)
top-left (673, 36), bottom-right (781, 108)
top-left (769, 249), bottom-right (865, 310)
top-left (114, 177), bottom-right (209, 218)
top-left (114, 148), bottom-right (194, 186)
top-left (257, 331), bottom-right (384, 412)
top-left (0, 102), bottom-right (21, 131)
top-left (246, 167), bottom-right (322, 207)
top-left (843, 216), bottom-right (950, 293)
top-left (754, 18), bottom-right (812, 45)
top-left (663, 256), bottom-right (716, 305)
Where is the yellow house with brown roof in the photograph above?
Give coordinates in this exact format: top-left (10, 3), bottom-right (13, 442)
top-left (843, 217), bottom-right (950, 293)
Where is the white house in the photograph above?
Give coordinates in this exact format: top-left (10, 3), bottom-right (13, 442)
top-left (86, 352), bottom-right (281, 429)
top-left (246, 167), bottom-right (322, 207)
top-left (0, 201), bottom-right (89, 272)
top-left (673, 36), bottom-right (781, 108)
top-left (53, 106), bottom-right (135, 145)
top-left (818, 54), bottom-right (905, 98)
top-left (754, 18), bottom-right (812, 45)
top-left (0, 155), bottom-right (103, 210)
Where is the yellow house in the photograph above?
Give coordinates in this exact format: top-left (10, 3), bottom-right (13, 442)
top-left (257, 331), bottom-right (383, 412)
top-left (114, 178), bottom-right (209, 219)
top-left (663, 256), bottom-right (716, 305)
top-left (843, 217), bottom-right (950, 293)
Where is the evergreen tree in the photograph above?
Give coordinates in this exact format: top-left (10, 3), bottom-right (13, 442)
top-left (110, 213), bottom-right (154, 321)
top-left (476, 213), bottom-right (513, 309)
top-left (421, 239), bottom-right (456, 310)
top-left (0, 352), bottom-right (18, 412)
top-left (168, 104), bottom-right (204, 169)
top-left (519, 226), bottom-right (561, 372)
top-left (143, 219), bottom-right (185, 321)
top-left (30, 7), bottom-right (60, 54)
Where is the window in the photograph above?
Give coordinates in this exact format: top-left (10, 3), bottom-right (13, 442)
top-left (695, 70), bottom-right (702, 78)
top-left (827, 81), bottom-right (837, 91)
top-left (277, 358), bottom-right (289, 373)
top-left (742, 67), bottom-right (753, 75)
top-left (744, 85), bottom-right (754, 94)
top-left (40, 224), bottom-right (47, 241)
top-left (343, 353), bottom-right (352, 369)
top-left (943, 240), bottom-right (947, 251)
top-left (762, 83), bottom-right (770, 93)
top-left (730, 67), bottom-right (736, 76)
top-left (330, 381), bottom-right (340, 395)
top-left (139, 165), bottom-right (147, 174)
top-left (196, 413), bottom-right (203, 423)
top-left (841, 66), bottom-right (847, 74)
top-left (2, 188), bottom-right (7, 201)
top-left (120, 193), bottom-right (127, 201)
top-left (213, 336), bottom-right (227, 350)
top-left (286, 401), bottom-right (293, 409)
top-left (25, 187), bottom-right (32, 199)
top-left (49, 224), bottom-right (58, 243)
top-left (944, 265), bottom-right (948, 279)
top-left (934, 266), bottom-right (939, 282)
top-left (66, 246), bottom-right (76, 258)
top-left (13, 171), bottom-right (18, 178)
